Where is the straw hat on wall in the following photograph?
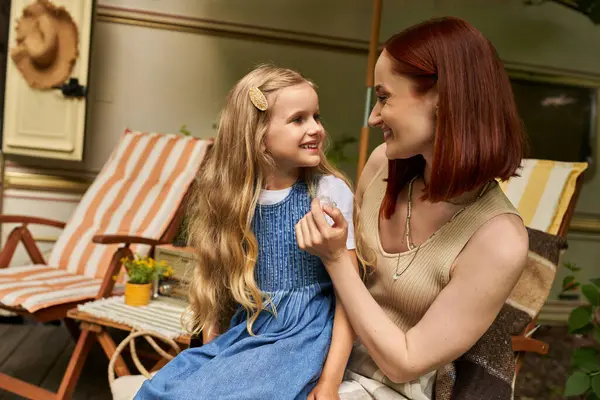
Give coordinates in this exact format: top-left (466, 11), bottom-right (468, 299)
top-left (10, 0), bottom-right (79, 90)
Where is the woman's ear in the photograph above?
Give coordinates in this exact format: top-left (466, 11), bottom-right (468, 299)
top-left (429, 90), bottom-right (439, 117)
top-left (430, 90), bottom-right (439, 109)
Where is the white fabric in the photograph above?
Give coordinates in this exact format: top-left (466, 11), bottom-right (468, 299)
top-left (111, 372), bottom-right (157, 400)
top-left (258, 175), bottom-right (355, 249)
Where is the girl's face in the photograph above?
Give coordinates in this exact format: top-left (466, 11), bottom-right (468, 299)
top-left (264, 83), bottom-right (325, 177)
top-left (368, 50), bottom-right (438, 160)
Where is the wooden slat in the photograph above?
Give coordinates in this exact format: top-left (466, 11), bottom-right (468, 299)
top-left (39, 332), bottom-right (111, 400)
top-left (38, 334), bottom-right (75, 397)
top-left (68, 309), bottom-right (191, 345)
top-left (0, 324), bottom-right (34, 367)
top-left (0, 325), bottom-right (69, 399)
top-left (0, 373), bottom-right (56, 400)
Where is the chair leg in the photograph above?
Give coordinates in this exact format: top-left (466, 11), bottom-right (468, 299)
top-left (63, 318), bottom-right (80, 342)
top-left (97, 329), bottom-right (131, 377)
top-left (56, 328), bottom-right (97, 400)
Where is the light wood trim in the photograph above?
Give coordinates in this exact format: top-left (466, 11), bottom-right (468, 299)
top-left (570, 215), bottom-right (600, 234)
top-left (32, 236), bottom-right (60, 243)
top-left (96, 4), bottom-right (369, 54)
top-left (4, 171), bottom-right (93, 193)
top-left (537, 299), bottom-right (585, 325)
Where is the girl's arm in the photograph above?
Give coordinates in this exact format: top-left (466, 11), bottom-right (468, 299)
top-left (313, 251), bottom-right (359, 392)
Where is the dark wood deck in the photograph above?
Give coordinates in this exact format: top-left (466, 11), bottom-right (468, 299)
top-left (0, 321), bottom-right (112, 400)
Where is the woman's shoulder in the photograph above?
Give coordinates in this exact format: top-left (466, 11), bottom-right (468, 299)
top-left (455, 212), bottom-right (528, 279)
top-left (356, 144), bottom-right (388, 205)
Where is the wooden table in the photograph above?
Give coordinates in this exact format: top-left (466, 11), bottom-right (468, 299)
top-left (67, 303), bottom-right (191, 378)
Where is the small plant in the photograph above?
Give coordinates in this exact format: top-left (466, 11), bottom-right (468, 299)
top-left (561, 262), bottom-right (600, 398)
top-left (179, 124), bottom-right (192, 136)
top-left (326, 134), bottom-right (358, 167)
top-left (121, 254), bottom-right (173, 285)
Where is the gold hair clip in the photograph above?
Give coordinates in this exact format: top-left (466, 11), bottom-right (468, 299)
top-left (249, 87), bottom-right (268, 111)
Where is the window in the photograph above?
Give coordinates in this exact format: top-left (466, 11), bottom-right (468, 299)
top-left (509, 74), bottom-right (596, 166)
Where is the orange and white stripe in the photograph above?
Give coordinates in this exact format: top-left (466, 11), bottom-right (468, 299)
top-left (499, 159), bottom-right (587, 234)
top-left (0, 130), bottom-right (210, 312)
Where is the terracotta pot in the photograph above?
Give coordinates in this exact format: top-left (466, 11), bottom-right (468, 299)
top-left (124, 282), bottom-right (152, 306)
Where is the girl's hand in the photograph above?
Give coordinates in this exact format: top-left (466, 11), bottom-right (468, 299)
top-left (296, 198), bottom-right (348, 264)
top-left (307, 380), bottom-right (341, 400)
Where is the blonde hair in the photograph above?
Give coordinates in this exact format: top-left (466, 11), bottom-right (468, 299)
top-left (185, 64), bottom-right (353, 336)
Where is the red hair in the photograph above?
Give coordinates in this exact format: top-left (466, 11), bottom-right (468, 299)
top-left (380, 17), bottom-right (525, 218)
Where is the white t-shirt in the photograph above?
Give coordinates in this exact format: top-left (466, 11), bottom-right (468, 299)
top-left (258, 175), bottom-right (356, 250)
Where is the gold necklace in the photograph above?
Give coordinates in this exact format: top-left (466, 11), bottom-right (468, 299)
top-left (392, 178), bottom-right (492, 281)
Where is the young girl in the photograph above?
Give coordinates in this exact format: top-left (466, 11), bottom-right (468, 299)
top-left (135, 65), bottom-right (358, 399)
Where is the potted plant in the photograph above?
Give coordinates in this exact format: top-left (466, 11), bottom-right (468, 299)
top-left (121, 254), bottom-right (173, 306)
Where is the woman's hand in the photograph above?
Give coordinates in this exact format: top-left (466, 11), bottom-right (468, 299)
top-left (307, 380), bottom-right (341, 400)
top-left (296, 198), bottom-right (348, 264)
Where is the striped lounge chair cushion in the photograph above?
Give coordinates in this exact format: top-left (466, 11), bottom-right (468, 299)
top-left (0, 265), bottom-right (103, 312)
top-left (499, 159), bottom-right (587, 234)
top-left (0, 130), bottom-right (210, 312)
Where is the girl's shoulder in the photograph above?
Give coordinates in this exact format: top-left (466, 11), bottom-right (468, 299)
top-left (317, 174), bottom-right (352, 191)
top-left (316, 175), bottom-right (354, 211)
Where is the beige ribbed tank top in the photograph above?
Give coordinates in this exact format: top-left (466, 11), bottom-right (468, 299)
top-left (360, 163), bottom-right (520, 332)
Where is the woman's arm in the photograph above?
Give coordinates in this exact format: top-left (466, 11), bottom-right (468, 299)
top-left (299, 202), bottom-right (528, 383)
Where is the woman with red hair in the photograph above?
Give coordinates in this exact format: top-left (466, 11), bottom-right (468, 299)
top-left (297, 17), bottom-right (528, 399)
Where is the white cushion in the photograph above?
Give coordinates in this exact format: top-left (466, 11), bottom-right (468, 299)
top-left (110, 372), bottom-right (157, 400)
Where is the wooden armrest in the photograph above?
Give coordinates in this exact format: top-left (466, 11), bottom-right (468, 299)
top-left (511, 336), bottom-right (549, 355)
top-left (0, 214), bottom-right (66, 229)
top-left (92, 234), bottom-right (168, 246)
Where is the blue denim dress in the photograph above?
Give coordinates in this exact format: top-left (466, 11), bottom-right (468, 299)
top-left (135, 181), bottom-right (335, 399)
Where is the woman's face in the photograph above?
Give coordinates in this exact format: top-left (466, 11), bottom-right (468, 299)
top-left (368, 50), bottom-right (438, 160)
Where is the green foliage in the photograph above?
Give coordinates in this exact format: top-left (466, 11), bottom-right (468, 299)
top-left (326, 135), bottom-right (358, 168)
top-left (121, 254), bottom-right (173, 285)
top-left (179, 124), bottom-right (192, 136)
top-left (565, 371), bottom-right (591, 397)
top-left (569, 306), bottom-right (593, 333)
top-left (562, 262), bottom-right (600, 398)
top-left (526, 0), bottom-right (600, 24)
